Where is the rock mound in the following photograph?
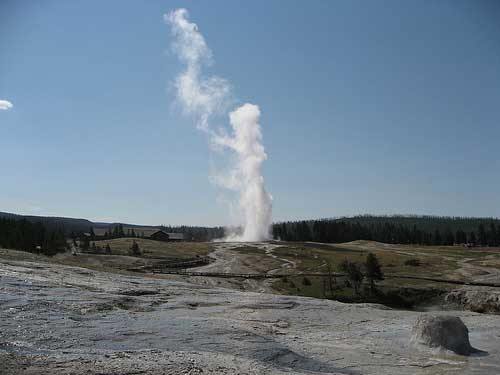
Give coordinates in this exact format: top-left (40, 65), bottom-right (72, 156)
top-left (446, 288), bottom-right (500, 314)
top-left (411, 314), bottom-right (477, 355)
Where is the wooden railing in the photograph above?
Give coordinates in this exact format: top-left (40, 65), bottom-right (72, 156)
top-left (137, 269), bottom-right (500, 288)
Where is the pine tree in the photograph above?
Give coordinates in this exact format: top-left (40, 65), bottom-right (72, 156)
top-left (487, 223), bottom-right (497, 246)
top-left (478, 224), bottom-right (487, 246)
top-left (433, 229), bottom-right (442, 245)
top-left (469, 231), bottom-right (477, 246)
top-left (365, 253), bottom-right (383, 291)
top-left (130, 240), bottom-right (141, 256)
top-left (455, 229), bottom-right (467, 244)
top-left (339, 260), bottom-right (364, 294)
top-left (81, 237), bottom-right (90, 252)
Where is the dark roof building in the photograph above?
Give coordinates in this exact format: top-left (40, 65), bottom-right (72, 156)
top-left (150, 230), bottom-right (184, 242)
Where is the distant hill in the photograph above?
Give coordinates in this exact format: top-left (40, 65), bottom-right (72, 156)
top-left (0, 211), bottom-right (224, 241)
top-left (0, 211), bottom-right (95, 233)
top-left (0, 211), bottom-right (165, 234)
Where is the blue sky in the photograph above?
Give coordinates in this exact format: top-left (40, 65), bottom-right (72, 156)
top-left (1, 0), bottom-right (499, 225)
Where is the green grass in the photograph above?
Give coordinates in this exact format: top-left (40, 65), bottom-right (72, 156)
top-left (272, 242), bottom-right (464, 278)
top-left (4, 238), bottom-right (500, 308)
top-left (0, 239), bottom-right (216, 277)
top-left (267, 241), bottom-right (500, 302)
top-left (273, 274), bottom-right (448, 309)
top-left (232, 245), bottom-right (268, 255)
top-left (93, 238), bottom-right (214, 259)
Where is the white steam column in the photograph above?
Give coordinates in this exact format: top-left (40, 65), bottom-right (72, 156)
top-left (166, 9), bottom-right (272, 241)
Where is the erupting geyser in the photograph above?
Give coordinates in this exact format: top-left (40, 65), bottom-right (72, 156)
top-left (166, 9), bottom-right (272, 241)
top-left (220, 104), bottom-right (272, 241)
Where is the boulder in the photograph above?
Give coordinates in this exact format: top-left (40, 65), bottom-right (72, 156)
top-left (411, 314), bottom-right (477, 355)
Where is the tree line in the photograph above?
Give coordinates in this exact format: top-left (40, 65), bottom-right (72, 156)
top-left (0, 218), bottom-right (67, 255)
top-left (80, 224), bottom-right (225, 242)
top-left (106, 225), bottom-right (224, 242)
top-left (272, 216), bottom-right (500, 246)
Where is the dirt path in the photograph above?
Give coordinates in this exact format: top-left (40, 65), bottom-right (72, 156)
top-left (187, 242), bottom-right (287, 293)
top-left (193, 242), bottom-right (261, 273)
top-left (261, 243), bottom-right (297, 273)
top-left (453, 258), bottom-right (500, 283)
top-left (184, 242), bottom-right (304, 293)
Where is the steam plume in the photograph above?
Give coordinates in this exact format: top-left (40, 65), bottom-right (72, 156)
top-left (165, 9), bottom-right (272, 241)
top-left (165, 9), bottom-right (229, 131)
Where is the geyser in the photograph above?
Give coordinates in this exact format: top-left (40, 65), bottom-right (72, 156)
top-left (166, 9), bottom-right (272, 241)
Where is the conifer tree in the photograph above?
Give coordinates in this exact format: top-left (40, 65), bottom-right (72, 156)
top-left (365, 253), bottom-right (383, 291)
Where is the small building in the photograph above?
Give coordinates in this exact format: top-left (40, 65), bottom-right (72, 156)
top-left (150, 230), bottom-right (185, 242)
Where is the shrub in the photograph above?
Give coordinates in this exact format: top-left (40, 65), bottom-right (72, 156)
top-left (404, 258), bottom-right (421, 266)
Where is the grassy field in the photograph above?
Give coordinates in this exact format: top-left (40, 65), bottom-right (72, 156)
top-left (230, 245), bottom-right (284, 273)
top-left (271, 240), bottom-right (500, 276)
top-left (93, 238), bottom-right (213, 259)
top-left (267, 240), bottom-right (500, 307)
top-left (0, 238), bottom-right (216, 276)
top-left (271, 242), bottom-right (453, 277)
top-left (2, 238), bottom-right (499, 308)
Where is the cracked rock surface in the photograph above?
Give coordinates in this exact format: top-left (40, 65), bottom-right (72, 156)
top-left (1, 259), bottom-right (500, 374)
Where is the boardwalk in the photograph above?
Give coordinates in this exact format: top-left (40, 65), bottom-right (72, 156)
top-left (143, 269), bottom-right (500, 288)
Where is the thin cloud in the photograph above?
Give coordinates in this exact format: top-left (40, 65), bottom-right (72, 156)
top-left (0, 100), bottom-right (13, 110)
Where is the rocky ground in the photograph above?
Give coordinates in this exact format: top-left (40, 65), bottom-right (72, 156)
top-left (1, 256), bottom-right (500, 374)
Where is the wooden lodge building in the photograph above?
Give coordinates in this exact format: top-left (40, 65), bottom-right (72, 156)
top-left (91, 227), bottom-right (185, 242)
top-left (150, 230), bottom-right (185, 242)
